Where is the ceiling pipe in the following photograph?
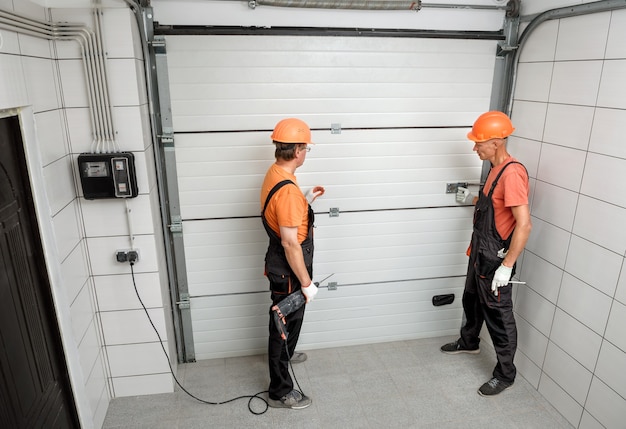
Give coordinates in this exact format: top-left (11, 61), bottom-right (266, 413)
top-left (249, 0), bottom-right (421, 10)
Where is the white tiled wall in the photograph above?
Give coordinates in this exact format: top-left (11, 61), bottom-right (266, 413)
top-left (0, 1), bottom-right (172, 428)
top-left (512, 7), bottom-right (626, 429)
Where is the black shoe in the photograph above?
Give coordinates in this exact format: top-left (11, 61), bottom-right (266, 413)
top-left (440, 340), bottom-right (480, 355)
top-left (478, 377), bottom-right (513, 396)
top-left (268, 390), bottom-right (312, 409)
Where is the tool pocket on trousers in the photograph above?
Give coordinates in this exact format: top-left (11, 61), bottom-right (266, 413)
top-left (267, 271), bottom-right (292, 295)
top-left (476, 252), bottom-right (501, 278)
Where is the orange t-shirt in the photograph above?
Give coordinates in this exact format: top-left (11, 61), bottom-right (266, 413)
top-left (260, 163), bottom-right (309, 243)
top-left (482, 157), bottom-right (529, 240)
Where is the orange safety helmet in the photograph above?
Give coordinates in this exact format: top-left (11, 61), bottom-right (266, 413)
top-left (271, 118), bottom-right (313, 145)
top-left (467, 111), bottom-right (515, 143)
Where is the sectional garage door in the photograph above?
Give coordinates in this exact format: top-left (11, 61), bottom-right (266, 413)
top-left (162, 33), bottom-right (497, 359)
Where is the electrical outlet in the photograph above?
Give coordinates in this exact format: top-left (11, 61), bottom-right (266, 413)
top-left (115, 249), bottom-right (140, 263)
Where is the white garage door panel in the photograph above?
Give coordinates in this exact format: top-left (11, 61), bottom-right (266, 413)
top-left (191, 277), bottom-right (465, 359)
top-left (166, 35), bottom-right (496, 131)
top-left (165, 32), bottom-right (494, 357)
top-left (175, 128), bottom-right (482, 219)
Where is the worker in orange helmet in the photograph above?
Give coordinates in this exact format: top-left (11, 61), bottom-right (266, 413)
top-left (441, 111), bottom-right (532, 396)
top-left (260, 118), bottom-right (324, 409)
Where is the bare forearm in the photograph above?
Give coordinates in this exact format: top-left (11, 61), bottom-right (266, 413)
top-left (283, 242), bottom-right (312, 287)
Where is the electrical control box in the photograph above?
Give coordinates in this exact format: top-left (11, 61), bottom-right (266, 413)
top-left (78, 152), bottom-right (138, 199)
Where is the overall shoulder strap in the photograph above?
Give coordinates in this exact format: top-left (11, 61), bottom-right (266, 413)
top-left (486, 161), bottom-right (526, 197)
top-left (262, 180), bottom-right (295, 215)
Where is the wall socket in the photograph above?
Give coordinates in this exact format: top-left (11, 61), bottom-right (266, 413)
top-left (115, 249), bottom-right (140, 263)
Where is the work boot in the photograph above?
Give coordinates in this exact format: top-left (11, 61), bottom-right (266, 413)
top-left (440, 339), bottom-right (480, 355)
top-left (268, 390), bottom-right (312, 409)
top-left (478, 377), bottom-right (513, 396)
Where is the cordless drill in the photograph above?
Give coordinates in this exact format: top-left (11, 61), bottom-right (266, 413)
top-left (271, 291), bottom-right (306, 341)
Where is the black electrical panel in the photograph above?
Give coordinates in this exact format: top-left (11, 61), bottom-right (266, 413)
top-left (78, 152), bottom-right (138, 200)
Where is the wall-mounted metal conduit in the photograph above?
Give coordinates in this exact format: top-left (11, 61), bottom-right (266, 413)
top-left (248, 0), bottom-right (421, 10)
top-left (0, 3), bottom-right (117, 153)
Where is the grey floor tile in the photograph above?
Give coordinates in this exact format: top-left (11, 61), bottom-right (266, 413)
top-left (102, 337), bottom-right (575, 429)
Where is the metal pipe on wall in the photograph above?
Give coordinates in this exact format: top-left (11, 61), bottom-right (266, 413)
top-left (0, 8), bottom-right (116, 153)
top-left (249, 0), bottom-right (421, 10)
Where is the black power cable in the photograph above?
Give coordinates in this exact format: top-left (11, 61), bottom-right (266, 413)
top-left (128, 261), bottom-right (270, 415)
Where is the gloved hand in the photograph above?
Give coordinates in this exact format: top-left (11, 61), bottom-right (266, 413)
top-left (491, 264), bottom-right (513, 296)
top-left (301, 282), bottom-right (318, 303)
top-left (456, 187), bottom-right (475, 204)
top-left (305, 186), bottom-right (325, 204)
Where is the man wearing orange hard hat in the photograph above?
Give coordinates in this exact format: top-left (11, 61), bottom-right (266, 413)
top-left (260, 118), bottom-right (324, 409)
top-left (441, 111), bottom-right (532, 396)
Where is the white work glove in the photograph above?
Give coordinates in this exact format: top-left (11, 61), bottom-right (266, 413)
top-left (305, 186), bottom-right (324, 204)
top-left (491, 264), bottom-right (513, 296)
top-left (456, 187), bottom-right (475, 204)
top-left (301, 282), bottom-right (318, 303)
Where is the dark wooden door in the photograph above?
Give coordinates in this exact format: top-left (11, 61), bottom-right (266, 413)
top-left (0, 116), bottom-right (79, 428)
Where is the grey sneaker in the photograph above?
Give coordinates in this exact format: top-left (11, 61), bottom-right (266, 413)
top-left (478, 377), bottom-right (513, 396)
top-left (440, 340), bottom-right (480, 355)
top-left (290, 352), bottom-right (307, 364)
top-left (268, 390), bottom-right (312, 409)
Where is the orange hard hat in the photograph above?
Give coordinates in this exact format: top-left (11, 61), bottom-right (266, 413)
top-left (467, 111), bottom-right (515, 142)
top-left (271, 118), bottom-right (313, 145)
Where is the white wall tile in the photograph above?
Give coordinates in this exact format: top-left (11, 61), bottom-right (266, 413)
top-left (70, 282), bottom-right (95, 343)
top-left (84, 355), bottom-right (108, 429)
top-left (616, 262), bottom-right (626, 305)
top-left (22, 57), bottom-right (60, 113)
top-left (519, 251), bottom-right (563, 304)
top-left (52, 200), bottom-right (82, 261)
top-left (112, 106), bottom-right (150, 151)
top-left (87, 233), bottom-right (158, 276)
top-left (566, 235), bottom-right (621, 297)
top-left (112, 373), bottom-right (173, 397)
top-left (594, 340), bottom-right (626, 399)
top-left (536, 143), bottom-right (586, 192)
top-left (0, 25), bottom-right (20, 54)
top-left (107, 58), bottom-right (147, 107)
top-left (579, 411), bottom-right (604, 429)
top-left (514, 350), bottom-right (542, 389)
top-left (510, 101), bottom-right (546, 142)
top-left (102, 8), bottom-right (141, 59)
top-left (100, 308), bottom-right (166, 345)
top-left (573, 195), bottom-right (626, 256)
top-left (597, 60), bottom-right (626, 109)
top-left (589, 107), bottom-right (626, 159)
top-left (543, 103), bottom-right (594, 150)
top-left (525, 218), bottom-right (571, 269)
top-left (538, 373), bottom-right (584, 428)
top-left (604, 300), bottom-right (626, 352)
top-left (530, 181), bottom-right (578, 231)
top-left (581, 153), bottom-right (626, 209)
top-left (549, 61), bottom-right (603, 106)
top-left (81, 195), bottom-right (155, 237)
top-left (515, 285), bottom-right (555, 337)
top-left (555, 12), bottom-right (610, 61)
top-left (519, 19), bottom-right (558, 63)
top-left (507, 136), bottom-right (541, 180)
top-left (77, 320), bottom-right (102, 385)
top-left (584, 377), bottom-right (626, 429)
top-left (0, 54), bottom-right (28, 109)
top-left (61, 240), bottom-right (90, 304)
top-left (17, 33), bottom-right (53, 59)
top-left (513, 62), bottom-right (553, 103)
top-left (558, 273), bottom-right (612, 336)
top-left (516, 316), bottom-right (549, 368)
top-left (95, 272), bottom-right (164, 311)
top-left (65, 108), bottom-right (94, 154)
top-left (58, 58), bottom-right (89, 108)
top-left (605, 9), bottom-right (626, 59)
top-left (543, 341), bottom-right (593, 404)
top-left (107, 342), bottom-right (171, 377)
top-left (550, 309), bottom-right (602, 372)
top-left (34, 110), bottom-right (68, 166)
top-left (43, 156), bottom-right (77, 216)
